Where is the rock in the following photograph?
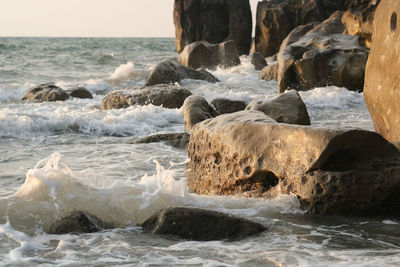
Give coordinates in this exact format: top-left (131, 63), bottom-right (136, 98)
top-left (141, 207), bottom-right (266, 241)
top-left (260, 64), bottom-right (278, 81)
top-left (210, 98), bottom-right (246, 115)
top-left (251, 52), bottom-right (267, 71)
top-left (68, 87), bottom-right (93, 99)
top-left (178, 40), bottom-right (240, 69)
top-left (364, 0), bottom-right (400, 148)
top-left (173, 0), bottom-right (252, 55)
top-left (22, 83), bottom-right (69, 102)
top-left (145, 59), bottom-right (219, 86)
top-left (246, 90), bottom-right (310, 125)
top-left (48, 211), bottom-right (113, 234)
top-left (100, 86), bottom-right (192, 110)
top-left (131, 133), bottom-right (190, 149)
top-left (186, 110), bottom-right (400, 215)
top-left (182, 95), bottom-right (218, 131)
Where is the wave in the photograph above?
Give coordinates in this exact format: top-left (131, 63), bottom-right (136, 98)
top-left (107, 62), bottom-right (148, 84)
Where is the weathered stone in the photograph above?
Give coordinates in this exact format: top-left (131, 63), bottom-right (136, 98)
top-left (173, 0), bottom-right (252, 55)
top-left (22, 83), bottom-right (69, 102)
top-left (49, 211), bottom-right (113, 234)
top-left (210, 98), bottom-right (246, 115)
top-left (178, 40), bottom-right (240, 69)
top-left (251, 52), bottom-right (267, 71)
top-left (187, 110), bottom-right (400, 215)
top-left (246, 90), bottom-right (310, 125)
top-left (68, 87), bottom-right (93, 99)
top-left (145, 59), bottom-right (219, 86)
top-left (260, 64), bottom-right (278, 81)
top-left (141, 207), bottom-right (266, 241)
top-left (100, 87), bottom-right (192, 110)
top-left (131, 133), bottom-right (190, 149)
top-left (364, 0), bottom-right (400, 148)
top-left (182, 95), bottom-right (218, 132)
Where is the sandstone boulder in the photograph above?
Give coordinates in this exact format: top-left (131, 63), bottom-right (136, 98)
top-left (68, 87), bottom-right (93, 99)
top-left (49, 211), bottom-right (113, 234)
top-left (145, 59), bottom-right (219, 86)
top-left (246, 90), bottom-right (310, 125)
top-left (251, 52), bottom-right (267, 71)
top-left (210, 98), bottom-right (246, 115)
top-left (131, 133), bottom-right (190, 149)
top-left (22, 83), bottom-right (69, 102)
top-left (260, 64), bottom-right (278, 81)
top-left (173, 0), bottom-right (252, 55)
top-left (182, 95), bottom-right (218, 131)
top-left (187, 111), bottom-right (400, 215)
top-left (141, 207), bottom-right (266, 241)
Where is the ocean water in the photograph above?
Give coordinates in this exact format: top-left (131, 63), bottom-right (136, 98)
top-left (0, 37), bottom-right (399, 266)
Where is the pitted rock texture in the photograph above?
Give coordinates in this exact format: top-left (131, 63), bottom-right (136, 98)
top-left (22, 83), bottom-right (69, 102)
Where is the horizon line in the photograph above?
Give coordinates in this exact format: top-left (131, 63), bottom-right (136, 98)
top-left (0, 35), bottom-right (175, 39)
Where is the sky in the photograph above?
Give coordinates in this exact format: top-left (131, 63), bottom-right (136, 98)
top-left (0, 0), bottom-right (260, 37)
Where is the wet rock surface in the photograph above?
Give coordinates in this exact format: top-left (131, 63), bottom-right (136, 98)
top-left (211, 98), bottom-right (246, 115)
top-left (251, 52), bottom-right (268, 71)
top-left (49, 211), bottom-right (113, 234)
top-left (68, 87), bottom-right (93, 99)
top-left (22, 83), bottom-right (69, 102)
top-left (131, 132), bottom-right (190, 149)
top-left (182, 95), bottom-right (218, 131)
top-left (260, 64), bottom-right (278, 81)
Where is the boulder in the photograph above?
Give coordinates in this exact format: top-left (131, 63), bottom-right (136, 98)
top-left (182, 95), bottom-right (218, 131)
top-left (210, 98), bottom-right (246, 115)
top-left (141, 207), bottom-right (266, 241)
top-left (251, 52), bottom-right (268, 71)
top-left (48, 211), bottom-right (113, 234)
top-left (173, 0), bottom-right (252, 55)
top-left (186, 110), bottom-right (400, 215)
top-left (364, 0), bottom-right (400, 148)
top-left (100, 87), bottom-right (192, 110)
top-left (22, 83), bottom-right (69, 102)
top-left (260, 64), bottom-right (278, 81)
top-left (145, 59), bottom-right (219, 86)
top-left (178, 40), bottom-right (240, 69)
top-left (131, 133), bottom-right (190, 149)
top-left (246, 90), bottom-right (310, 125)
top-left (68, 87), bottom-right (93, 99)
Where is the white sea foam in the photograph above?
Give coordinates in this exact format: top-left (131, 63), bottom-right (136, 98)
top-left (108, 62), bottom-right (147, 84)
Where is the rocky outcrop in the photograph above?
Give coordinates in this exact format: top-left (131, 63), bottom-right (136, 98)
top-left (22, 83), bottom-right (69, 102)
top-left (68, 87), bottom-right (93, 99)
top-left (145, 59), bottom-right (219, 86)
top-left (100, 87), bottom-right (192, 110)
top-left (141, 207), bottom-right (266, 241)
top-left (364, 0), bottom-right (400, 148)
top-left (246, 90), bottom-right (310, 125)
top-left (182, 95), bottom-right (218, 131)
top-left (210, 98), bottom-right (246, 115)
top-left (178, 40), bottom-right (240, 69)
top-left (173, 0), bottom-right (252, 55)
top-left (260, 64), bottom-right (278, 81)
top-left (186, 111), bottom-right (400, 215)
top-left (131, 133), bottom-right (190, 149)
top-left (251, 52), bottom-right (267, 71)
top-left (49, 211), bottom-right (113, 234)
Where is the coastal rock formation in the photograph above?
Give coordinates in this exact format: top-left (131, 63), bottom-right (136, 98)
top-left (68, 87), bottom-right (93, 99)
top-left (251, 52), bottom-right (267, 71)
top-left (186, 111), bottom-right (400, 215)
top-left (22, 83), bottom-right (69, 102)
top-left (131, 133), bottom-right (190, 149)
top-left (182, 95), bottom-right (218, 131)
top-left (260, 64), bottom-right (278, 81)
top-left (145, 59), bottom-right (219, 86)
top-left (49, 211), bottom-right (113, 234)
top-left (100, 87), bottom-right (192, 110)
top-left (141, 207), bottom-right (266, 241)
top-left (173, 0), bottom-right (252, 55)
top-left (364, 0), bottom-right (400, 148)
top-left (178, 40), bottom-right (240, 69)
top-left (211, 98), bottom-right (246, 115)
top-left (246, 90), bottom-right (310, 125)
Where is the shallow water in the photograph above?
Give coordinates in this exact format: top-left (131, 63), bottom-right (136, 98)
top-left (0, 37), bottom-right (399, 266)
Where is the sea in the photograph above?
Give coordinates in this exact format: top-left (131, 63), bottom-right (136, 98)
top-left (0, 37), bottom-right (399, 266)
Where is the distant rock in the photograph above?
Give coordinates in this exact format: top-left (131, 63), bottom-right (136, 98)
top-left (211, 98), bottom-right (246, 115)
top-left (141, 207), bottom-right (266, 241)
top-left (49, 211), bottom-right (113, 234)
top-left (131, 132), bottom-right (190, 149)
top-left (182, 95), bottom-right (218, 131)
top-left (145, 59), bottom-right (219, 86)
top-left (68, 87), bottom-right (93, 99)
top-left (260, 64), bottom-right (278, 81)
top-left (22, 83), bottom-right (69, 102)
top-left (251, 52), bottom-right (267, 71)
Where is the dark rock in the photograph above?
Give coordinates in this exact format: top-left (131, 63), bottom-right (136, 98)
top-left (131, 133), bottom-right (190, 149)
top-left (141, 207), bottom-right (266, 241)
top-left (251, 52), bottom-right (267, 71)
top-left (68, 87), bottom-right (93, 99)
top-left (145, 59), bottom-right (219, 86)
top-left (211, 98), bottom-right (246, 115)
top-left (100, 86), bottom-right (192, 110)
top-left (173, 0), bottom-right (252, 55)
top-left (260, 64), bottom-right (278, 81)
top-left (22, 83), bottom-right (69, 102)
top-left (182, 95), bottom-right (218, 131)
top-left (49, 211), bottom-right (113, 234)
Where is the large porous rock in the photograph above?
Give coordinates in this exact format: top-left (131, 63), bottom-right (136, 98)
top-left (146, 59), bottom-right (219, 86)
top-left (260, 64), bottom-right (278, 81)
top-left (141, 207), bottom-right (266, 241)
top-left (251, 52), bottom-right (268, 71)
top-left (100, 87), bottom-right (192, 110)
top-left (22, 83), bottom-right (69, 102)
top-left (211, 98), bottom-right (246, 115)
top-left (364, 0), bottom-right (400, 148)
top-left (178, 40), bottom-right (240, 69)
top-left (68, 87), bottom-right (93, 99)
top-left (173, 0), bottom-right (252, 55)
top-left (131, 133), bottom-right (190, 149)
top-left (182, 95), bottom-right (218, 131)
top-left (246, 90), bottom-right (310, 125)
top-left (49, 211), bottom-right (113, 234)
top-left (187, 110), bottom-right (400, 215)
top-left (254, 0), bottom-right (347, 57)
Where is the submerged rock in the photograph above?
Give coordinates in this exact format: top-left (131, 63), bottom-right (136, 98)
top-left (211, 98), bottom-right (246, 115)
top-left (49, 211), bottom-right (113, 234)
top-left (251, 52), bottom-right (268, 71)
top-left (182, 95), bottom-right (218, 131)
top-left (22, 83), bottom-right (69, 102)
top-left (131, 132), bottom-right (190, 149)
top-left (141, 207), bottom-right (266, 241)
top-left (68, 87), bottom-right (93, 99)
